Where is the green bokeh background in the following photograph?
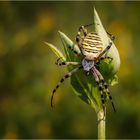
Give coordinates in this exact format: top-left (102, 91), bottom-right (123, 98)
top-left (0, 1), bottom-right (140, 139)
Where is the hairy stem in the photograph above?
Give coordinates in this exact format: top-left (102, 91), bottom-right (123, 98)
top-left (97, 108), bottom-right (106, 140)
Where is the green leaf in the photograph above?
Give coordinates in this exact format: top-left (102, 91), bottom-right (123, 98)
top-left (44, 42), bottom-right (66, 61)
top-left (108, 75), bottom-right (119, 86)
top-left (58, 31), bottom-right (82, 62)
top-left (94, 8), bottom-right (120, 77)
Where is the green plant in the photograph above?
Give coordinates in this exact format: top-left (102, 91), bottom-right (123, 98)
top-left (45, 8), bottom-right (120, 140)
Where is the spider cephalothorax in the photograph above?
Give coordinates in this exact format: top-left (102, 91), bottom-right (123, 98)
top-left (51, 24), bottom-right (116, 112)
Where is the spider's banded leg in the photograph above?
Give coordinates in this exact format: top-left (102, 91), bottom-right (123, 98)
top-left (78, 23), bottom-right (94, 36)
top-left (103, 82), bottom-right (116, 112)
top-left (96, 41), bottom-right (113, 61)
top-left (78, 25), bottom-right (88, 37)
top-left (55, 58), bottom-right (80, 66)
top-left (56, 61), bottom-right (80, 66)
top-left (76, 25), bottom-right (88, 47)
top-left (106, 31), bottom-right (115, 41)
top-left (67, 44), bottom-right (81, 56)
top-left (96, 56), bottom-right (113, 68)
top-left (51, 66), bottom-right (83, 107)
top-left (100, 56), bottom-right (113, 62)
top-left (93, 67), bottom-right (116, 112)
top-left (91, 67), bottom-right (106, 112)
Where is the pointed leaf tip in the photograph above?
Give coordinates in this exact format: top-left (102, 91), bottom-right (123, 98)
top-left (44, 41), bottom-right (66, 61)
top-left (59, 31), bottom-right (81, 56)
top-left (58, 31), bottom-right (73, 47)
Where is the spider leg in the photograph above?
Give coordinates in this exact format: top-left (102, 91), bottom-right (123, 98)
top-left (51, 66), bottom-right (83, 107)
top-left (96, 41), bottom-right (113, 61)
top-left (93, 66), bottom-right (116, 112)
top-left (106, 31), bottom-right (115, 41)
top-left (91, 67), bottom-right (106, 112)
top-left (55, 57), bottom-right (80, 66)
top-left (104, 82), bottom-right (116, 112)
top-left (100, 56), bottom-right (113, 61)
top-left (56, 61), bottom-right (80, 66)
top-left (67, 44), bottom-right (81, 56)
top-left (76, 25), bottom-right (89, 47)
top-left (95, 31), bottom-right (115, 62)
top-left (95, 57), bottom-right (112, 71)
top-left (76, 24), bottom-right (94, 55)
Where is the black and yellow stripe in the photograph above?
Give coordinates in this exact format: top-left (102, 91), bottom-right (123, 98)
top-left (81, 32), bottom-right (103, 54)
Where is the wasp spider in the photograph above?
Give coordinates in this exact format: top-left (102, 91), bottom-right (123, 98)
top-left (51, 24), bottom-right (116, 112)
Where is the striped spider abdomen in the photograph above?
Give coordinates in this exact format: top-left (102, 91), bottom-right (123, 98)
top-left (81, 32), bottom-right (103, 60)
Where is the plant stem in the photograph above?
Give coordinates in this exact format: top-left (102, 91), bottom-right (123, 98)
top-left (97, 108), bottom-right (106, 140)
